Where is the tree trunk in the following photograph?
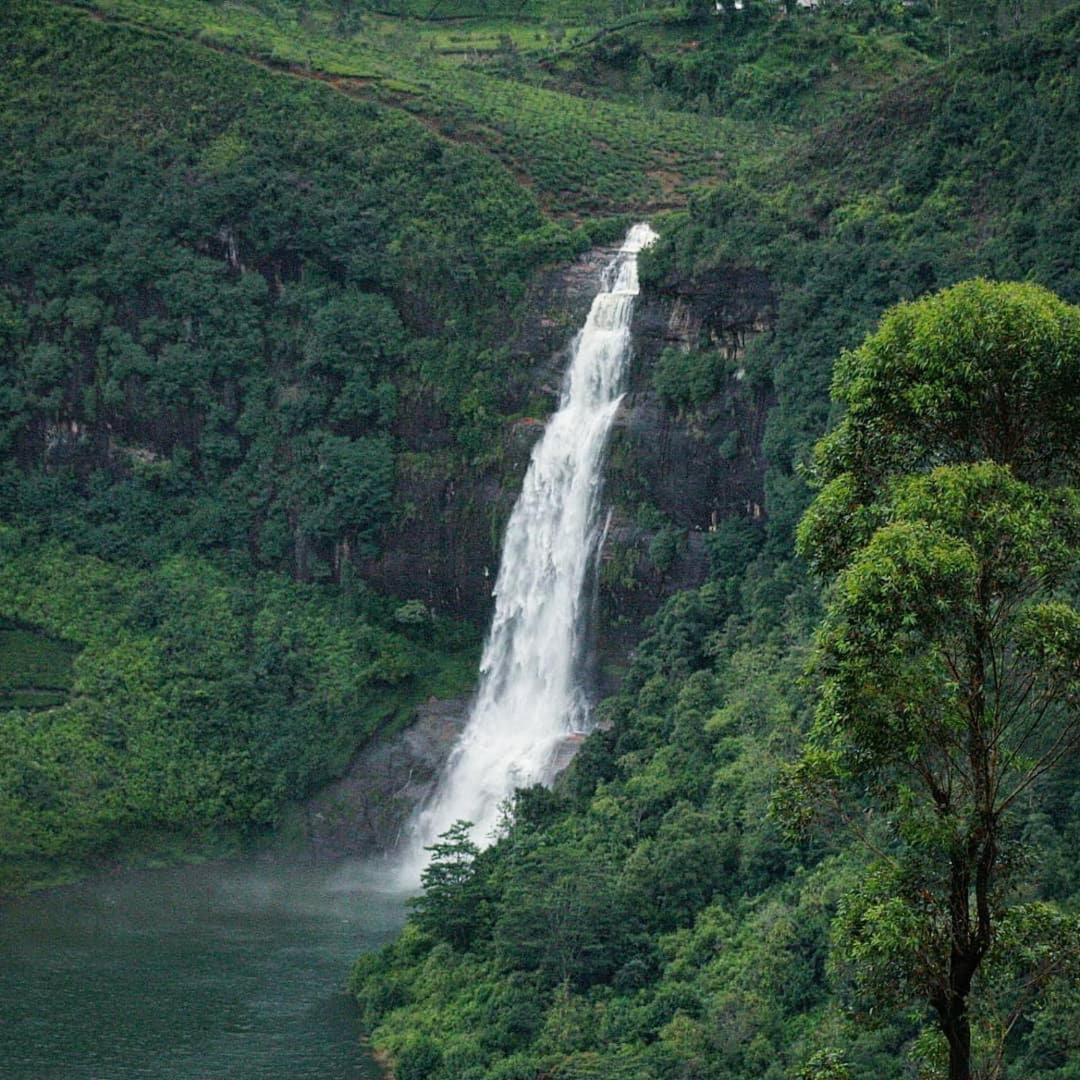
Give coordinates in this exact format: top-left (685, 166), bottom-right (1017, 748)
top-left (935, 621), bottom-right (995, 1080)
top-left (942, 996), bottom-right (973, 1080)
top-left (939, 843), bottom-right (977, 1080)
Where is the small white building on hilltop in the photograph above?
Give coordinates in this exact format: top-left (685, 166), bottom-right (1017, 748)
top-left (715, 0), bottom-right (820, 10)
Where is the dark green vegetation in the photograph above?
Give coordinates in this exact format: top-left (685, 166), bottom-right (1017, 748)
top-left (347, 7), bottom-right (1080, 1076)
top-left (1, 0), bottom-right (541, 884)
top-left (0, 524), bottom-right (477, 891)
top-left (352, 286), bottom-right (1079, 1080)
top-left (0, 619), bottom-right (78, 711)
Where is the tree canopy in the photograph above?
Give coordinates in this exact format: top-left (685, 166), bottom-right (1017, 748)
top-left (786, 282), bottom-right (1080, 1080)
top-left (812, 279), bottom-right (1080, 494)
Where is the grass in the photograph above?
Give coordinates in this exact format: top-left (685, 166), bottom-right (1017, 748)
top-left (50, 0), bottom-right (950, 221)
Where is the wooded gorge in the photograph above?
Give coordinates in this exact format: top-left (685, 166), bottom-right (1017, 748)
top-left (1, 0), bottom-right (1077, 1077)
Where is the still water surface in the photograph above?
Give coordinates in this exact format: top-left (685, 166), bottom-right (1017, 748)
top-left (0, 858), bottom-right (405, 1078)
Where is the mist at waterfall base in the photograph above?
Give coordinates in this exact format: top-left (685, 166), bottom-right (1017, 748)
top-left (401, 223), bottom-right (657, 880)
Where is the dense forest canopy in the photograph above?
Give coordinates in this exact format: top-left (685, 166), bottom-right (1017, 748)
top-left (0, 0), bottom-right (553, 886)
top-left (346, 7), bottom-right (1079, 1078)
top-left (0, 1), bottom-right (568, 578)
top-left (1, 0), bottom-right (1078, 1076)
top-left (352, 285), bottom-right (1079, 1080)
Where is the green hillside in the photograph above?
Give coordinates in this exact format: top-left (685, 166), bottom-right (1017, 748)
top-left (48, 0), bottom-right (971, 216)
top-left (645, 2), bottom-right (1080, 553)
top-left (52, 0), bottom-right (738, 215)
top-left (1, 0), bottom-right (527, 884)
top-left (348, 9), bottom-right (1080, 1079)
top-left (1, 0), bottom-right (567, 576)
top-left (1, 0), bottom-right (1078, 1075)
top-left (0, 525), bottom-right (477, 891)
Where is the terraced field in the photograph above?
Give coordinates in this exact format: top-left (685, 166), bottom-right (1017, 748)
top-left (0, 621), bottom-right (78, 711)
top-left (58, 0), bottom-right (752, 216)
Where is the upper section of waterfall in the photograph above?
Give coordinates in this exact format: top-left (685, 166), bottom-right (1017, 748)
top-left (401, 223), bottom-right (657, 881)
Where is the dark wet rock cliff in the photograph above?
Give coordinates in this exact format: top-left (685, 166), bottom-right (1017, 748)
top-left (316, 256), bottom-right (778, 850)
top-left (362, 252), bottom-right (777, 647)
top-left (302, 695), bottom-right (470, 858)
top-left (597, 263), bottom-right (777, 661)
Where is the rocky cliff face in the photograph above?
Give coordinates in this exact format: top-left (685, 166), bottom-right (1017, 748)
top-left (594, 264), bottom-right (777, 668)
top-left (313, 256), bottom-right (778, 854)
top-left (622, 265), bottom-right (775, 528)
top-left (362, 253), bottom-right (777, 639)
top-left (359, 246), bottom-right (622, 622)
top-left (302, 695), bottom-right (470, 858)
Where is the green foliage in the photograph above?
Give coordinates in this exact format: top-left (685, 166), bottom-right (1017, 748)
top-left (493, 843), bottom-right (637, 990)
top-left (0, 619), bottom-right (78, 710)
top-left (652, 345), bottom-right (729, 408)
top-left (647, 524), bottom-right (685, 575)
top-left (794, 1049), bottom-right (853, 1080)
top-left (396, 1035), bottom-right (444, 1080)
top-left (409, 822), bottom-right (487, 950)
top-left (705, 516), bottom-right (764, 580)
top-left (812, 279), bottom-right (1080, 495)
top-left (0, 527), bottom-right (475, 872)
top-left (0, 0), bottom-right (557, 583)
top-left (642, 0), bottom-right (943, 124)
top-left (787, 283), bottom-right (1080, 1080)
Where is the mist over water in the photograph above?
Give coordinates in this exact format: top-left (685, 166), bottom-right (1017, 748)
top-left (401, 223), bottom-right (657, 878)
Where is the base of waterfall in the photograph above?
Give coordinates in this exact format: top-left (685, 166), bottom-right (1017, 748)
top-left (299, 695), bottom-right (471, 861)
top-left (293, 697), bottom-right (599, 871)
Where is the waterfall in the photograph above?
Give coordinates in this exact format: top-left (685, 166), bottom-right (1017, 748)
top-left (401, 222), bottom-right (657, 878)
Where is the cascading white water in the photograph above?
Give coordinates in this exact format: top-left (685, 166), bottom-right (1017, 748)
top-left (401, 222), bottom-right (657, 878)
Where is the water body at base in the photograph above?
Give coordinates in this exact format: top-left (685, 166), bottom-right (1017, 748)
top-left (0, 859), bottom-right (403, 1079)
top-left (400, 222), bottom-right (658, 880)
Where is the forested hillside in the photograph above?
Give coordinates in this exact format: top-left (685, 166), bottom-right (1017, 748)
top-left (2, 0), bottom-right (1078, 1075)
top-left (0, 1), bottom-right (572, 575)
top-left (348, 7), bottom-right (1080, 1080)
top-left (644, 1), bottom-right (1080, 555)
top-left (0, 0), bottom-right (560, 886)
